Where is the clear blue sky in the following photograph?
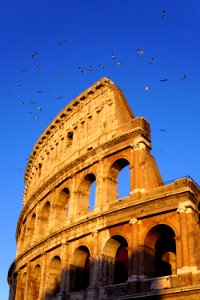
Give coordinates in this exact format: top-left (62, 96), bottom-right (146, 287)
top-left (1, 0), bottom-right (200, 298)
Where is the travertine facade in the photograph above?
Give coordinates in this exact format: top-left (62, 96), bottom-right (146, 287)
top-left (8, 78), bottom-right (200, 299)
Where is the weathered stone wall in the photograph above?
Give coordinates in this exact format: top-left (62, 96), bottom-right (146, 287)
top-left (8, 78), bottom-right (200, 300)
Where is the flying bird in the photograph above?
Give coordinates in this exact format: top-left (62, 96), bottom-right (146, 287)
top-left (159, 128), bottom-right (166, 132)
top-left (37, 106), bottom-right (42, 111)
top-left (78, 66), bottom-right (84, 73)
top-left (32, 52), bottom-right (38, 58)
top-left (57, 96), bottom-right (63, 100)
top-left (58, 39), bottom-right (65, 46)
top-left (36, 65), bottom-right (41, 70)
top-left (17, 81), bottom-right (21, 87)
top-left (161, 10), bottom-right (166, 19)
top-left (137, 49), bottom-right (145, 55)
top-left (112, 53), bottom-right (115, 60)
top-left (34, 115), bottom-right (39, 120)
top-left (99, 64), bottom-right (105, 69)
top-left (180, 75), bottom-right (187, 80)
top-left (160, 78), bottom-right (168, 82)
top-left (115, 61), bottom-right (122, 67)
top-left (145, 85), bottom-right (149, 92)
top-left (149, 58), bottom-right (155, 64)
top-left (36, 90), bottom-right (43, 93)
top-left (89, 65), bottom-right (93, 71)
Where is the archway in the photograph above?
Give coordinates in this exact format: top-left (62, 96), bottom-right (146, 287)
top-left (109, 159), bottom-right (130, 201)
top-left (78, 173), bottom-right (96, 213)
top-left (70, 246), bottom-right (90, 291)
top-left (29, 265), bottom-right (41, 300)
top-left (46, 256), bottom-right (62, 297)
top-left (144, 224), bottom-right (176, 278)
top-left (55, 188), bottom-right (70, 224)
top-left (39, 201), bottom-right (50, 236)
top-left (102, 235), bottom-right (128, 285)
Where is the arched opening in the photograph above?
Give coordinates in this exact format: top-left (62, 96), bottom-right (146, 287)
top-left (39, 201), bottom-right (50, 236)
top-left (144, 224), bottom-right (176, 278)
top-left (109, 159), bottom-right (130, 201)
top-left (102, 235), bottom-right (128, 285)
top-left (46, 256), bottom-right (62, 297)
top-left (78, 173), bottom-right (96, 214)
top-left (70, 246), bottom-right (90, 291)
top-left (29, 265), bottom-right (41, 300)
top-left (19, 222), bottom-right (26, 251)
top-left (25, 213), bottom-right (36, 244)
top-left (88, 180), bottom-right (96, 210)
top-left (55, 188), bottom-right (70, 224)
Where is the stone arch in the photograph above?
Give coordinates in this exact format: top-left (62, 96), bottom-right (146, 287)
top-left (25, 213), bottom-right (36, 244)
top-left (38, 201), bottom-right (51, 236)
top-left (70, 246), bottom-right (90, 291)
top-left (108, 158), bottom-right (130, 201)
top-left (77, 173), bottom-right (96, 214)
top-left (101, 235), bottom-right (128, 285)
top-left (19, 222), bottom-right (26, 251)
top-left (29, 264), bottom-right (41, 300)
top-left (55, 188), bottom-right (70, 224)
top-left (144, 224), bottom-right (176, 278)
top-left (46, 256), bottom-right (62, 297)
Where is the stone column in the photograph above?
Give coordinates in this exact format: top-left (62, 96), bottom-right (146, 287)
top-left (87, 231), bottom-right (99, 300)
top-left (128, 218), bottom-right (141, 281)
top-left (178, 205), bottom-right (190, 271)
top-left (57, 242), bottom-right (70, 299)
top-left (24, 263), bottom-right (31, 300)
top-left (38, 253), bottom-right (48, 300)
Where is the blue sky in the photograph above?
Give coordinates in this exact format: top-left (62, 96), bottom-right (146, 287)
top-left (1, 0), bottom-right (200, 298)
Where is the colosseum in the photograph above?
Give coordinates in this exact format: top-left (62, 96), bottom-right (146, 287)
top-left (8, 77), bottom-right (200, 300)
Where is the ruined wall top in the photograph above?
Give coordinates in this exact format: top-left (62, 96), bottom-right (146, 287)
top-left (23, 77), bottom-right (150, 204)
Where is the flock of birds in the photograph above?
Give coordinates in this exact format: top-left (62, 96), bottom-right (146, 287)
top-left (11, 8), bottom-right (189, 172)
top-left (11, 8), bottom-right (188, 125)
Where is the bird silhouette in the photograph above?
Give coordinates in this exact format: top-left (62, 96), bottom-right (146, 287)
top-left (32, 52), bottom-right (38, 58)
top-left (115, 61), bottom-right (122, 67)
top-left (162, 10), bottom-right (166, 19)
top-left (78, 66), bottom-right (84, 73)
top-left (137, 49), bottom-right (145, 55)
top-left (180, 75), bottom-right (187, 80)
top-left (160, 78), bottom-right (168, 82)
top-left (145, 85), bottom-right (149, 92)
top-left (99, 64), bottom-right (105, 69)
top-left (58, 39), bottom-right (65, 46)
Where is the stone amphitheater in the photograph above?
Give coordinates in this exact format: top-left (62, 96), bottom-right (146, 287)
top-left (8, 78), bottom-right (200, 300)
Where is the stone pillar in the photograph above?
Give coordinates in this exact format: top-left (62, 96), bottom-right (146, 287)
top-left (68, 175), bottom-right (78, 217)
top-left (57, 242), bottom-right (70, 299)
top-left (38, 253), bottom-right (48, 300)
top-left (178, 205), bottom-right (190, 271)
top-left (89, 231), bottom-right (100, 287)
top-left (24, 263), bottom-right (31, 300)
top-left (128, 218), bottom-right (141, 281)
